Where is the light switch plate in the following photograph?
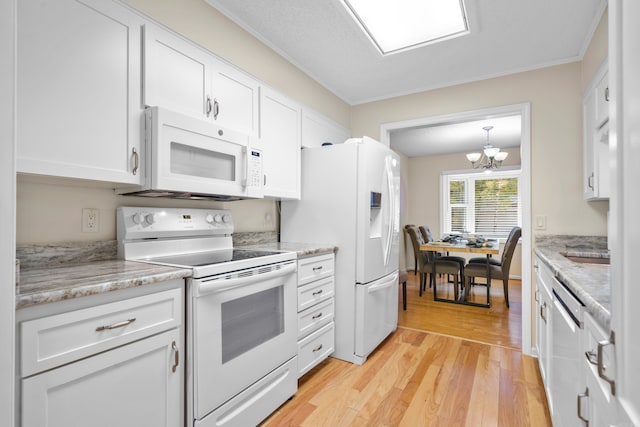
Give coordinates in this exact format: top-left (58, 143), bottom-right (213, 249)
top-left (535, 215), bottom-right (546, 230)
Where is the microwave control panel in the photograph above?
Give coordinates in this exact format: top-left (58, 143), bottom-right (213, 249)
top-left (245, 148), bottom-right (263, 189)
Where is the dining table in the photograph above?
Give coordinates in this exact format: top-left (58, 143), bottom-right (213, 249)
top-left (420, 239), bottom-right (500, 307)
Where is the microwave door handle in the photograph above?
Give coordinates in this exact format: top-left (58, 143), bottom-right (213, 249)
top-left (242, 147), bottom-right (248, 188)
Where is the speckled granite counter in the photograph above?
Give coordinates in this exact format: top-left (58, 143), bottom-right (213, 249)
top-left (15, 241), bottom-right (192, 310)
top-left (239, 242), bottom-right (337, 258)
top-left (16, 260), bottom-right (191, 310)
top-left (535, 235), bottom-right (610, 329)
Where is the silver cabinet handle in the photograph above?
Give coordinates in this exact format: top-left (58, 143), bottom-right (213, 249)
top-left (534, 290), bottom-right (540, 302)
top-left (95, 318), bottom-right (136, 332)
top-left (605, 86), bottom-right (610, 102)
top-left (171, 340), bottom-right (179, 373)
top-left (312, 344), bottom-right (323, 353)
top-left (312, 312), bottom-right (323, 320)
top-left (588, 172), bottom-right (594, 190)
top-left (132, 148), bottom-right (139, 176)
top-left (597, 331), bottom-right (616, 395)
top-left (312, 290), bottom-right (323, 296)
top-left (312, 266), bottom-right (323, 272)
top-left (206, 96), bottom-right (212, 117)
top-left (540, 302), bottom-right (547, 323)
top-left (577, 388), bottom-right (589, 425)
top-left (585, 350), bottom-right (598, 365)
top-left (213, 98), bottom-right (219, 120)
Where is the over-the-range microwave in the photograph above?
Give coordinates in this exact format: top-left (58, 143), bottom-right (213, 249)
top-left (117, 106), bottom-right (263, 200)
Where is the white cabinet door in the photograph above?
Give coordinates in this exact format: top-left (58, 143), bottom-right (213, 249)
top-left (211, 60), bottom-right (259, 137)
top-left (22, 329), bottom-right (183, 427)
top-left (259, 86), bottom-right (301, 199)
top-left (582, 61), bottom-right (611, 201)
top-left (143, 24), bottom-right (259, 137)
top-left (301, 108), bottom-right (350, 148)
top-left (595, 70), bottom-right (610, 129)
top-left (143, 24), bottom-right (212, 120)
top-left (16, 0), bottom-right (143, 184)
top-left (534, 257), bottom-right (553, 415)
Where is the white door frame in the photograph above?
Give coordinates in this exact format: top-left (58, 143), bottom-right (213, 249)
top-left (380, 102), bottom-right (533, 356)
top-left (1, 0), bottom-right (17, 423)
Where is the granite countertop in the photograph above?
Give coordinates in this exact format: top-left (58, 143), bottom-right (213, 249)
top-left (16, 260), bottom-right (191, 310)
top-left (14, 236), bottom-right (334, 310)
top-left (535, 235), bottom-right (610, 329)
top-left (239, 241), bottom-right (337, 258)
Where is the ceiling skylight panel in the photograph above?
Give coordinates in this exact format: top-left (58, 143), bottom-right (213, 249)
top-left (342, 0), bottom-right (469, 55)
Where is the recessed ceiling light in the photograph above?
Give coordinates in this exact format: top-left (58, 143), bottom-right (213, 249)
top-left (341, 0), bottom-right (469, 55)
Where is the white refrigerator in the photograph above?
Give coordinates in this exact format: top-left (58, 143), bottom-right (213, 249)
top-left (281, 137), bottom-right (400, 364)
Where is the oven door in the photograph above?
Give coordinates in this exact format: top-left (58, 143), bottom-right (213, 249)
top-left (146, 106), bottom-right (263, 198)
top-left (190, 260), bottom-right (297, 419)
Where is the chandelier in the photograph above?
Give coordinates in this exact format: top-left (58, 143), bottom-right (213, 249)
top-left (466, 126), bottom-right (508, 170)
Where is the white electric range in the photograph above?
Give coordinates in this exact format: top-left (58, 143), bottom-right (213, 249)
top-left (117, 206), bottom-right (298, 427)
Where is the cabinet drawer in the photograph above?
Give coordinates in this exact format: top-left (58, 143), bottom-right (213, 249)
top-left (297, 276), bottom-right (334, 312)
top-left (298, 298), bottom-right (334, 339)
top-left (297, 322), bottom-right (334, 378)
top-left (298, 254), bottom-right (334, 285)
top-left (21, 288), bottom-right (182, 377)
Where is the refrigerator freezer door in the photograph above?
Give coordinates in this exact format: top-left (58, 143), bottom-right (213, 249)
top-left (354, 271), bottom-right (399, 364)
top-left (356, 143), bottom-right (400, 284)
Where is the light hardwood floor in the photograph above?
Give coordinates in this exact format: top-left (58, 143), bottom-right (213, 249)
top-left (261, 273), bottom-right (551, 426)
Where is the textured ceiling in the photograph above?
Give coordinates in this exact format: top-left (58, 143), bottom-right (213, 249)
top-left (206, 0), bottom-right (606, 105)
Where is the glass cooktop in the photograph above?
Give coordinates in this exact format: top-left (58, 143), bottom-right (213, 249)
top-left (144, 249), bottom-right (282, 268)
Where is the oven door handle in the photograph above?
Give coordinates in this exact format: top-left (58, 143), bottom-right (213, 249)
top-left (195, 262), bottom-right (297, 296)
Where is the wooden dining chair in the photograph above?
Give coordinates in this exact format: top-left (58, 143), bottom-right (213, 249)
top-left (404, 224), bottom-right (418, 275)
top-left (405, 226), bottom-right (463, 298)
top-left (463, 226), bottom-right (521, 307)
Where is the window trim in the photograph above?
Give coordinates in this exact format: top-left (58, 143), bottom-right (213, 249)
top-left (440, 166), bottom-right (522, 239)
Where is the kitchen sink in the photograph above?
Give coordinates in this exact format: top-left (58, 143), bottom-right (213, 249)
top-left (562, 254), bottom-right (610, 265)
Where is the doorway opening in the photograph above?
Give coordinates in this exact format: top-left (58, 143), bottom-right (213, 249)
top-left (380, 103), bottom-right (533, 355)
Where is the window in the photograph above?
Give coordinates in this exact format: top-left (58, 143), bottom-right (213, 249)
top-left (442, 169), bottom-right (521, 239)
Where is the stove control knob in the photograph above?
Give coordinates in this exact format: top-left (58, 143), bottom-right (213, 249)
top-left (145, 213), bottom-right (156, 225)
top-left (214, 214), bottom-right (223, 223)
top-left (205, 214), bottom-right (214, 224)
top-left (222, 214), bottom-right (231, 223)
top-left (132, 213), bottom-right (144, 225)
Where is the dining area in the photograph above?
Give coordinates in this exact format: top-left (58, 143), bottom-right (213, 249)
top-left (403, 224), bottom-right (522, 309)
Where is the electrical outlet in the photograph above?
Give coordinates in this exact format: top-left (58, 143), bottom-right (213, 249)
top-left (82, 208), bottom-right (99, 233)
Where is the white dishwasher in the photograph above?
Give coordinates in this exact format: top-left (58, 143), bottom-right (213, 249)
top-left (550, 275), bottom-right (585, 427)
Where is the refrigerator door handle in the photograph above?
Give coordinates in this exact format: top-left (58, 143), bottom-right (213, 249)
top-left (383, 157), bottom-right (394, 266)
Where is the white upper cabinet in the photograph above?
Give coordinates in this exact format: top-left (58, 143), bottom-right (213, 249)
top-left (16, 0), bottom-right (143, 184)
top-left (301, 108), bottom-right (350, 148)
top-left (211, 61), bottom-right (259, 137)
top-left (143, 24), bottom-right (212, 121)
top-left (594, 70), bottom-right (610, 129)
top-left (259, 86), bottom-right (301, 199)
top-left (583, 60), bottom-right (610, 201)
top-left (143, 24), bottom-right (259, 137)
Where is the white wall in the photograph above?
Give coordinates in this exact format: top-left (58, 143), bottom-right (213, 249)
top-left (352, 62), bottom-right (607, 237)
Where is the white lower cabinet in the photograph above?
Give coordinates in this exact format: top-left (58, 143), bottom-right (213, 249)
top-left (19, 285), bottom-right (184, 427)
top-left (296, 253), bottom-right (335, 377)
top-left (579, 312), bottom-right (618, 426)
top-left (534, 256), bottom-right (553, 412)
top-left (22, 329), bottom-right (182, 427)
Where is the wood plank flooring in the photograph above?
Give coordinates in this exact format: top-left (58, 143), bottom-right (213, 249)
top-left (261, 273), bottom-right (551, 427)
